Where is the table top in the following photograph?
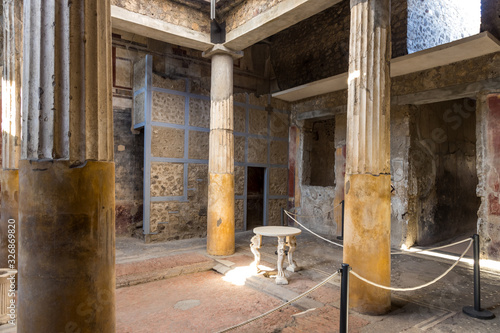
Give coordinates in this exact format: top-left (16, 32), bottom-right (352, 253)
top-left (253, 226), bottom-right (302, 237)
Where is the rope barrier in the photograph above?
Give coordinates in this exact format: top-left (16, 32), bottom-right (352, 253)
top-left (391, 237), bottom-right (472, 255)
top-left (285, 201), bottom-right (344, 218)
top-left (285, 211), bottom-right (344, 248)
top-left (217, 271), bottom-right (340, 333)
top-left (286, 209), bottom-right (471, 257)
top-left (350, 238), bottom-right (473, 292)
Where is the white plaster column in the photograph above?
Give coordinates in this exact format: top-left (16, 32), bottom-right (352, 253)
top-left (343, 0), bottom-right (392, 315)
top-left (18, 1), bottom-right (115, 332)
top-left (1, 0), bottom-right (23, 268)
top-left (203, 45), bottom-right (242, 255)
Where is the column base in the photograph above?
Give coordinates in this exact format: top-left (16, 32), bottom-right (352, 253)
top-left (18, 160), bottom-right (116, 333)
top-left (343, 173), bottom-right (391, 315)
top-left (207, 173), bottom-right (235, 256)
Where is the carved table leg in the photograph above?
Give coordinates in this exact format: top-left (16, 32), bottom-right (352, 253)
top-left (250, 234), bottom-right (262, 272)
top-left (276, 236), bottom-right (288, 285)
top-left (286, 236), bottom-right (300, 272)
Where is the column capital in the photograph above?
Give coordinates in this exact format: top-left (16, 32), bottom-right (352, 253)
top-left (202, 44), bottom-right (243, 59)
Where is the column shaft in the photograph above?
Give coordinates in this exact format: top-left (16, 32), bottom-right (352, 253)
top-left (18, 1), bottom-right (115, 332)
top-left (343, 0), bottom-right (392, 315)
top-left (1, 0), bottom-right (23, 268)
top-left (203, 46), bottom-right (242, 255)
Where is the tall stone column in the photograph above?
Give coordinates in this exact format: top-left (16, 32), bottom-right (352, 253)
top-left (203, 45), bottom-right (242, 255)
top-left (343, 0), bottom-right (392, 315)
top-left (18, 1), bottom-right (115, 332)
top-left (1, 0), bottom-right (23, 269)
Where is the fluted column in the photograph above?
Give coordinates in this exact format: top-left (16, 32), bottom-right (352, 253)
top-left (343, 0), bottom-right (391, 315)
top-left (203, 45), bottom-right (242, 255)
top-left (18, 1), bottom-right (115, 332)
top-left (1, 0), bottom-right (23, 269)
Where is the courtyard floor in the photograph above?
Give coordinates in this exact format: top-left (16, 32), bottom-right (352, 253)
top-left (1, 229), bottom-right (499, 332)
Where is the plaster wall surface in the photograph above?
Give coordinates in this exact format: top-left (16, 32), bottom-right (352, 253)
top-left (407, 0), bottom-right (480, 54)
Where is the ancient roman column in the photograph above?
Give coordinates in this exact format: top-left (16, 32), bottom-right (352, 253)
top-left (203, 45), bottom-right (242, 255)
top-left (1, 0), bottom-right (22, 268)
top-left (18, 1), bottom-right (115, 332)
top-left (343, 0), bottom-right (392, 314)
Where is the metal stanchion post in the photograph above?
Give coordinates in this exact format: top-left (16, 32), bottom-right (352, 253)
top-left (337, 200), bottom-right (345, 240)
top-left (462, 234), bottom-right (495, 319)
top-left (339, 263), bottom-right (351, 333)
top-left (281, 207), bottom-right (284, 226)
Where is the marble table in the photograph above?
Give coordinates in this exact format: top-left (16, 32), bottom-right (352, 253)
top-left (251, 226), bottom-right (302, 285)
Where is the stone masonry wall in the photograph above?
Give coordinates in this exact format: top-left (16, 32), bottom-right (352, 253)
top-left (221, 0), bottom-right (286, 33)
top-left (481, 0), bottom-right (500, 39)
top-left (111, 0), bottom-right (210, 33)
top-left (112, 28), bottom-right (277, 237)
top-left (269, 1), bottom-right (409, 92)
top-left (269, 1), bottom-right (349, 92)
top-left (291, 95), bottom-right (414, 248)
top-left (144, 81), bottom-right (289, 241)
top-left (131, 55), bottom-right (290, 242)
top-left (407, 0), bottom-right (481, 54)
top-left (392, 53), bottom-right (500, 97)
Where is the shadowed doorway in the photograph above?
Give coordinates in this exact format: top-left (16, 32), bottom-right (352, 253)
top-left (247, 167), bottom-right (265, 230)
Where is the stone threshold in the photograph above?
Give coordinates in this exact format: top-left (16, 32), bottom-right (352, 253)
top-left (116, 252), bottom-right (215, 288)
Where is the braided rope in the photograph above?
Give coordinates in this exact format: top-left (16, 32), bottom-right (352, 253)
top-left (350, 238), bottom-right (473, 291)
top-left (285, 201), bottom-right (343, 218)
top-left (285, 211), bottom-right (344, 248)
top-left (391, 237), bottom-right (472, 255)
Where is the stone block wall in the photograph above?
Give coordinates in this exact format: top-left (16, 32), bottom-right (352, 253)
top-left (407, 0), bottom-right (481, 54)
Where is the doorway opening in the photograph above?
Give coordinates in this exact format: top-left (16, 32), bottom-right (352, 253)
top-left (412, 98), bottom-right (479, 246)
top-left (247, 167), bottom-right (266, 230)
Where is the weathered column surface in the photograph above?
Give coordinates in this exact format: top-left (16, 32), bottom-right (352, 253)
top-left (476, 92), bottom-right (500, 262)
top-left (18, 1), bottom-right (115, 332)
top-left (1, 0), bottom-right (23, 268)
top-left (203, 45), bottom-right (242, 255)
top-left (343, 0), bottom-right (392, 315)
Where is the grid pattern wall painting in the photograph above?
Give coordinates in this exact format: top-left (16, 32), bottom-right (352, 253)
top-left (133, 55), bottom-right (289, 240)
